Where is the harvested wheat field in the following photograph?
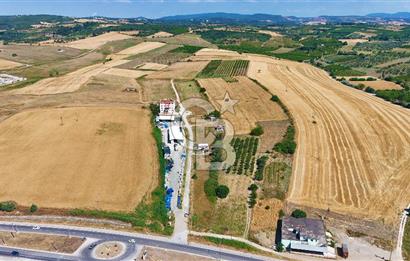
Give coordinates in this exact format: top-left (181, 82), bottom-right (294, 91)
top-left (339, 38), bottom-right (369, 46)
top-left (137, 62), bottom-right (168, 71)
top-left (62, 32), bottom-right (133, 50)
top-left (103, 68), bottom-right (152, 78)
top-left (0, 107), bottom-right (158, 211)
top-left (350, 79), bottom-right (403, 90)
top-left (12, 59), bottom-right (128, 95)
top-left (116, 41), bottom-right (165, 56)
top-left (247, 55), bottom-right (410, 224)
top-left (147, 31), bottom-right (174, 38)
top-left (147, 61), bottom-right (208, 80)
top-left (0, 58), bottom-right (23, 70)
top-left (197, 76), bottom-right (287, 135)
top-left (194, 48), bottom-right (242, 60)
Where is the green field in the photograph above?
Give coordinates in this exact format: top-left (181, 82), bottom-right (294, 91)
top-left (227, 137), bottom-right (259, 176)
top-left (197, 60), bottom-right (249, 78)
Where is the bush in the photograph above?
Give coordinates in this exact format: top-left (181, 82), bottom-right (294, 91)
top-left (365, 86), bottom-right (376, 93)
top-left (206, 110), bottom-right (221, 119)
top-left (271, 95), bottom-right (280, 102)
top-left (30, 204), bottom-right (38, 213)
top-left (250, 125), bottom-right (264, 136)
top-left (0, 201), bottom-right (16, 212)
top-left (274, 125), bottom-right (296, 154)
top-left (279, 209), bottom-right (285, 218)
top-left (291, 209), bottom-right (307, 218)
top-left (215, 185), bottom-right (230, 199)
top-left (204, 170), bottom-right (219, 203)
top-left (276, 242), bottom-right (285, 252)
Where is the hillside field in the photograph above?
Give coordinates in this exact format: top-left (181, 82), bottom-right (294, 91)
top-left (197, 76), bottom-right (288, 135)
top-left (0, 107), bottom-right (158, 211)
top-left (247, 54), bottom-right (410, 224)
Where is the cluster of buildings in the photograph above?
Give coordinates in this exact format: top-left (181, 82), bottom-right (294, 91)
top-left (156, 99), bottom-right (186, 211)
top-left (279, 216), bottom-right (337, 258)
top-left (0, 74), bottom-right (26, 86)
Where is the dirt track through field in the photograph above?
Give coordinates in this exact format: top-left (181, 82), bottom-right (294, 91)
top-left (247, 55), bottom-right (410, 223)
top-left (0, 107), bottom-right (158, 211)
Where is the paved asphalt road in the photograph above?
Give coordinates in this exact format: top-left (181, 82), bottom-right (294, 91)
top-left (0, 223), bottom-right (273, 261)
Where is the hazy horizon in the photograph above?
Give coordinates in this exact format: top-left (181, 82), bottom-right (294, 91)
top-left (0, 0), bottom-right (409, 19)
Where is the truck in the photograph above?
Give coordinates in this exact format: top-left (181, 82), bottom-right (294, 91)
top-left (342, 243), bottom-right (349, 258)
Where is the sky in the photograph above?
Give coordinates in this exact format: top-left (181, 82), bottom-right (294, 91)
top-left (0, 0), bottom-right (409, 18)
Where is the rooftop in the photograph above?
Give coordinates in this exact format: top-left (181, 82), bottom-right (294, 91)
top-left (282, 217), bottom-right (327, 246)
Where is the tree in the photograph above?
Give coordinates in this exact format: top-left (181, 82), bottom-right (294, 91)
top-left (30, 204), bottom-right (38, 213)
top-left (215, 185), bottom-right (230, 199)
top-left (0, 201), bottom-right (16, 212)
top-left (276, 243), bottom-right (285, 252)
top-left (270, 95), bottom-right (280, 102)
top-left (250, 125), bottom-right (264, 136)
top-left (291, 209), bottom-right (307, 218)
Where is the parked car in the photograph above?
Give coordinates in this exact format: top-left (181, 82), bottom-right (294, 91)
top-left (342, 243), bottom-right (349, 258)
top-left (32, 226), bottom-right (40, 230)
top-left (88, 243), bottom-right (97, 250)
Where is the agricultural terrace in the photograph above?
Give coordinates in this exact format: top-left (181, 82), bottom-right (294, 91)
top-left (0, 107), bottom-right (158, 212)
top-left (227, 137), bottom-right (259, 176)
top-left (247, 54), bottom-right (410, 224)
top-left (197, 60), bottom-right (249, 78)
top-left (197, 77), bottom-right (288, 135)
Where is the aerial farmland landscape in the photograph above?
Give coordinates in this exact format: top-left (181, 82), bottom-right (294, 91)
top-left (0, 1), bottom-right (409, 260)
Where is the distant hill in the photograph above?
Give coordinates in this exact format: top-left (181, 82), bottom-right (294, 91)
top-left (158, 12), bottom-right (297, 25)
top-left (367, 12), bottom-right (410, 19)
top-left (0, 15), bottom-right (72, 30)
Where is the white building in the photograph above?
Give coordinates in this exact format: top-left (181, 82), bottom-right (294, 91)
top-left (158, 99), bottom-right (176, 121)
top-left (160, 99), bottom-right (176, 115)
top-left (168, 125), bottom-right (184, 143)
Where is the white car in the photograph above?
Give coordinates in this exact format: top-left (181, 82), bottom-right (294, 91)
top-left (32, 226), bottom-right (40, 230)
top-left (128, 239), bottom-right (136, 244)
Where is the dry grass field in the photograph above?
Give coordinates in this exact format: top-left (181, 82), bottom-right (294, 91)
top-left (0, 107), bottom-right (158, 211)
top-left (339, 38), bottom-right (369, 46)
top-left (0, 44), bottom-right (84, 64)
top-left (194, 48), bottom-right (242, 60)
top-left (147, 31), bottom-right (174, 38)
top-left (0, 232), bottom-right (84, 253)
top-left (197, 76), bottom-right (288, 135)
top-left (0, 58), bottom-right (23, 70)
top-left (116, 41), bottom-right (165, 56)
top-left (12, 58), bottom-right (128, 95)
top-left (147, 61), bottom-right (208, 80)
top-left (61, 32), bottom-right (133, 50)
top-left (350, 79), bottom-right (403, 90)
top-left (152, 33), bottom-right (216, 48)
top-left (138, 79), bottom-right (176, 102)
top-left (247, 55), bottom-right (410, 224)
top-left (137, 62), bottom-right (168, 70)
top-left (103, 68), bottom-right (152, 78)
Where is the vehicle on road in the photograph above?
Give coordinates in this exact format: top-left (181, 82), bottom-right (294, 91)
top-left (342, 243), bottom-right (349, 258)
top-left (11, 251), bottom-right (19, 256)
top-left (32, 226), bottom-right (40, 230)
top-left (88, 243), bottom-right (97, 250)
top-left (128, 239), bottom-right (136, 244)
